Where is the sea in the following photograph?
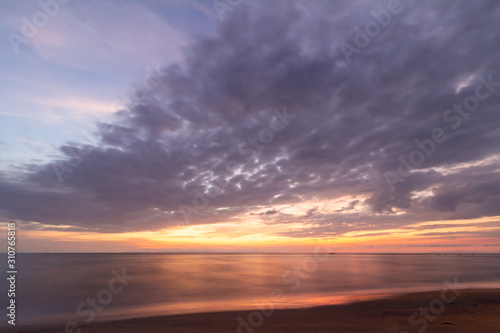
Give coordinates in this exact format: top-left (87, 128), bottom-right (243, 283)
top-left (1, 253), bottom-right (499, 326)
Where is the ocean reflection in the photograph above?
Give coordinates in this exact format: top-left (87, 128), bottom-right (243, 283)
top-left (1, 253), bottom-right (499, 325)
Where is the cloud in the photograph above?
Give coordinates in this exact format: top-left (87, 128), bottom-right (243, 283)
top-left (27, 1), bottom-right (188, 69)
top-left (1, 0), bottom-right (500, 235)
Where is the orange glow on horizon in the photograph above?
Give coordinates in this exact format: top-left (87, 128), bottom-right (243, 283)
top-left (3, 215), bottom-right (499, 253)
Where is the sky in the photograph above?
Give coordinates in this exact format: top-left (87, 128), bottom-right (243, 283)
top-left (1, 0), bottom-right (500, 253)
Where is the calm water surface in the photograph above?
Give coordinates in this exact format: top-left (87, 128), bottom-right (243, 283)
top-left (1, 253), bottom-right (499, 325)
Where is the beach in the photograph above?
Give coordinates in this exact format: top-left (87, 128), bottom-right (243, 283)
top-left (6, 289), bottom-right (500, 333)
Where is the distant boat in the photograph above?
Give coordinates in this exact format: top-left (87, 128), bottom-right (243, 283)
top-left (328, 252), bottom-right (336, 255)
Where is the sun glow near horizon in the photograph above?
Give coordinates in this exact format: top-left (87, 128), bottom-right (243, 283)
top-left (5, 215), bottom-right (500, 253)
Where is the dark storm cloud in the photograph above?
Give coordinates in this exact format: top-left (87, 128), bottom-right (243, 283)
top-left (1, 0), bottom-right (500, 233)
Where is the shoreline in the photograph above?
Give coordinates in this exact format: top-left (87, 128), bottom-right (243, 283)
top-left (5, 289), bottom-right (500, 332)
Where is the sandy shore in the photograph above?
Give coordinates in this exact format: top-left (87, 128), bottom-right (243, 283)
top-left (6, 289), bottom-right (500, 332)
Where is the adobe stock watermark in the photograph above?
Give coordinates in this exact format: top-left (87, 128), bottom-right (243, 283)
top-left (52, 121), bottom-right (112, 183)
top-left (385, 73), bottom-right (500, 191)
top-left (59, 267), bottom-right (134, 333)
top-left (113, 64), bottom-right (172, 110)
top-left (236, 243), bottom-right (335, 333)
top-left (341, 0), bottom-right (406, 64)
top-left (178, 106), bottom-right (296, 224)
top-left (213, 0), bottom-right (246, 21)
top-left (7, 0), bottom-right (71, 54)
top-left (52, 64), bottom-right (171, 183)
top-left (400, 277), bottom-right (466, 333)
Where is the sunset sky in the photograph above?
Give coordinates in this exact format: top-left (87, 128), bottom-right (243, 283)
top-left (1, 0), bottom-right (500, 253)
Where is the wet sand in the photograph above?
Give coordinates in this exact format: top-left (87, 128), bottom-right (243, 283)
top-left (6, 289), bottom-right (500, 332)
